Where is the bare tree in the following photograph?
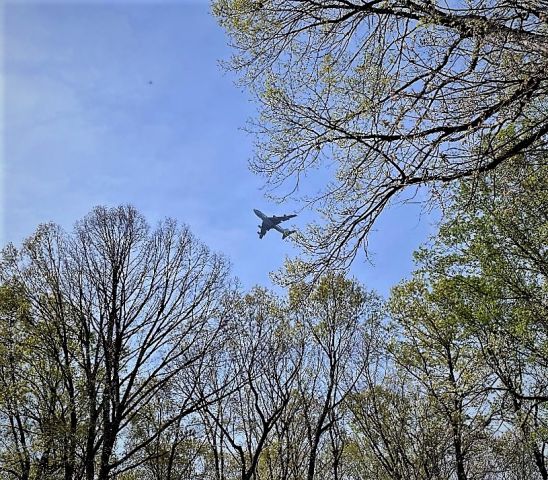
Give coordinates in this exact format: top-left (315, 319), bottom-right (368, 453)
top-left (213, 0), bottom-right (548, 275)
top-left (0, 205), bottom-right (231, 480)
top-left (201, 288), bottom-right (304, 480)
top-left (349, 376), bottom-right (454, 480)
top-left (289, 274), bottom-right (382, 480)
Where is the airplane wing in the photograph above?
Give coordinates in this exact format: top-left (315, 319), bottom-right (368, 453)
top-left (258, 224), bottom-right (268, 239)
top-left (271, 214), bottom-right (297, 225)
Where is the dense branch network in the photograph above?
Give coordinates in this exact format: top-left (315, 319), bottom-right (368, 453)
top-left (0, 176), bottom-right (546, 480)
top-left (214, 0), bottom-right (548, 276)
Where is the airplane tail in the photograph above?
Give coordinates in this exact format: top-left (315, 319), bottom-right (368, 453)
top-left (282, 230), bottom-right (296, 240)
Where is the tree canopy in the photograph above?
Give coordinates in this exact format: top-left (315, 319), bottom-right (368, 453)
top-left (1, 178), bottom-right (546, 478)
top-left (213, 0), bottom-right (548, 275)
top-left (2, 2), bottom-right (547, 478)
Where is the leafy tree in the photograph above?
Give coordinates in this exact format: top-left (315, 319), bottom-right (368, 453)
top-left (388, 279), bottom-right (496, 480)
top-left (213, 0), bottom-right (548, 275)
top-left (348, 379), bottom-right (453, 480)
top-left (124, 389), bottom-right (209, 480)
top-left (389, 157), bottom-right (548, 478)
top-left (0, 283), bottom-right (34, 480)
top-left (1, 179), bottom-right (546, 479)
top-left (199, 275), bottom-right (381, 480)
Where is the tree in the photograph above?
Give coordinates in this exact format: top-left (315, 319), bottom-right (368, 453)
top-left (341, 156), bottom-right (547, 480)
top-left (213, 0), bottom-right (548, 275)
top-left (199, 276), bottom-right (381, 480)
top-left (390, 156), bottom-right (548, 478)
top-left (2, 180), bottom-right (546, 478)
top-left (124, 389), bottom-right (209, 480)
top-left (0, 283), bottom-right (34, 480)
top-left (388, 279), bottom-right (496, 480)
top-left (0, 205), bottom-right (232, 480)
top-left (348, 378), bottom-right (454, 480)
top-left (289, 274), bottom-right (382, 480)
top-left (201, 287), bottom-right (304, 480)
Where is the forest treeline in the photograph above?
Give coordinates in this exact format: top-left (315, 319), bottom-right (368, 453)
top-left (3, 1), bottom-right (547, 478)
top-left (1, 158), bottom-right (546, 479)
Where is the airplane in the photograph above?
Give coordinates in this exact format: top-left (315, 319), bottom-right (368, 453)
top-left (254, 209), bottom-right (297, 239)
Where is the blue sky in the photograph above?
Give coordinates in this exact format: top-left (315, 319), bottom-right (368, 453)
top-left (1, 0), bottom-right (436, 296)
